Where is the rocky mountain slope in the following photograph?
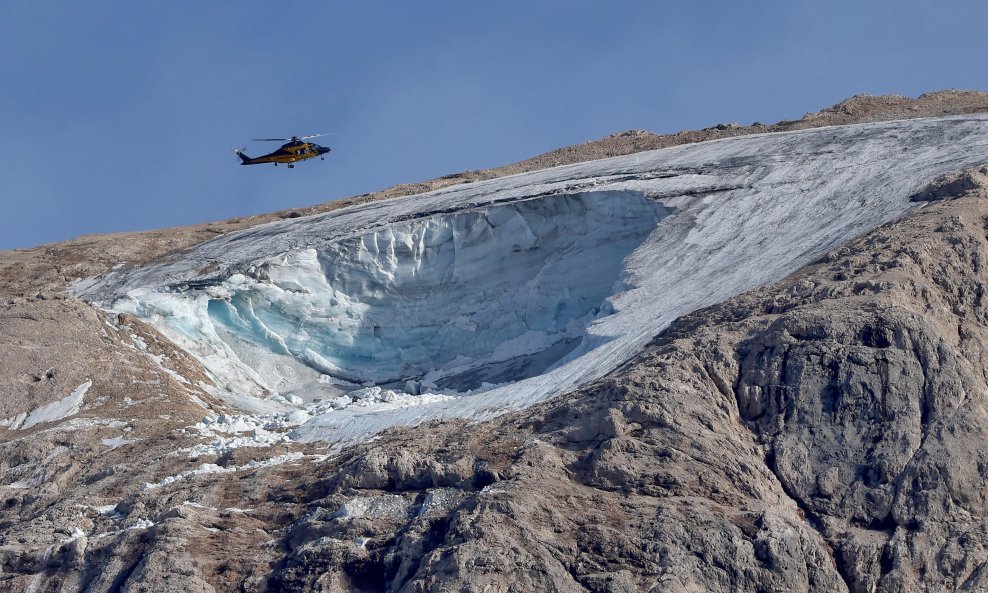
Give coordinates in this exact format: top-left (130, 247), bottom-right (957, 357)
top-left (2, 92), bottom-right (988, 592)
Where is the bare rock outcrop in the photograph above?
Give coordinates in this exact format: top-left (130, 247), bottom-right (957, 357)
top-left (259, 169), bottom-right (988, 592)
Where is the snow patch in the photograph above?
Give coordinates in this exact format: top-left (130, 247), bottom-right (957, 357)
top-left (101, 436), bottom-right (136, 450)
top-left (0, 380), bottom-right (91, 430)
top-left (142, 463), bottom-right (234, 490)
top-left (141, 452), bottom-right (313, 490)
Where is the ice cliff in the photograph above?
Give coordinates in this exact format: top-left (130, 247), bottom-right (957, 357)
top-left (76, 115), bottom-right (988, 441)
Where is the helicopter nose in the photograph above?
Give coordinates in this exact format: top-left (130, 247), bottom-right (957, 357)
top-left (319, 146), bottom-right (331, 154)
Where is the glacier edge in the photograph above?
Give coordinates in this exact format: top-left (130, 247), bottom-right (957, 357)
top-left (75, 115), bottom-right (988, 443)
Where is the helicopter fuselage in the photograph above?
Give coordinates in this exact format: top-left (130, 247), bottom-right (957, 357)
top-left (236, 139), bottom-right (331, 168)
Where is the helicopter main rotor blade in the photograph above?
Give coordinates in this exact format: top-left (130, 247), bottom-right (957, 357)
top-left (249, 133), bottom-right (333, 142)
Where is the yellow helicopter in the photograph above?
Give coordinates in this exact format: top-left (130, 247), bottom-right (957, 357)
top-left (234, 133), bottom-right (332, 168)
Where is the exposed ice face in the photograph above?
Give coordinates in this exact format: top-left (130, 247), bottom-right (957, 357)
top-left (115, 191), bottom-right (665, 397)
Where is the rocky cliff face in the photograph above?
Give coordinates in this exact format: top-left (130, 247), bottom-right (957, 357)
top-left (2, 96), bottom-right (988, 592)
top-left (265, 169), bottom-right (988, 592)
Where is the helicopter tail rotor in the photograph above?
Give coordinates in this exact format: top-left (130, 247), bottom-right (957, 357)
top-left (232, 147), bottom-right (251, 164)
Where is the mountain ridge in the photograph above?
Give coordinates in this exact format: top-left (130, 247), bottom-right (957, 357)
top-left (2, 92), bottom-right (988, 592)
top-left (4, 90), bottom-right (988, 300)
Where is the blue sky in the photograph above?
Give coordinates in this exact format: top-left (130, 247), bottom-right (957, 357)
top-left (1, 1), bottom-right (986, 250)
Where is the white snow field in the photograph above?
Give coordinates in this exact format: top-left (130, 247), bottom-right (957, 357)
top-left (77, 115), bottom-right (988, 442)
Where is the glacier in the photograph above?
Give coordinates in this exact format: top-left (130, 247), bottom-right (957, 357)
top-left (76, 115), bottom-right (988, 442)
top-left (205, 191), bottom-right (667, 391)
